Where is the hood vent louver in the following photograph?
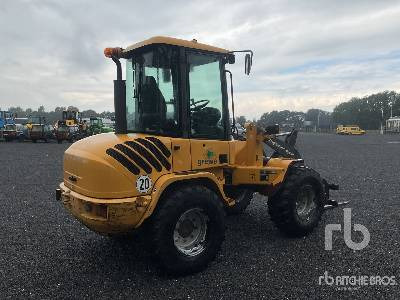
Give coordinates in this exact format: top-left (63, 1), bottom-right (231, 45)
top-left (106, 148), bottom-right (140, 175)
top-left (106, 136), bottom-right (171, 176)
top-left (124, 141), bottom-right (162, 172)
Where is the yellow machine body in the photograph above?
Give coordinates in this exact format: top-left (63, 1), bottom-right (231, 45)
top-left (59, 36), bottom-right (303, 235)
top-left (65, 119), bottom-right (76, 126)
top-left (60, 124), bottom-right (296, 234)
top-left (336, 125), bottom-right (366, 135)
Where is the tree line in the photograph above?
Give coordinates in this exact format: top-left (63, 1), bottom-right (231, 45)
top-left (235, 90), bottom-right (399, 130)
top-left (2, 105), bottom-right (114, 125)
top-left (4, 90), bottom-right (398, 130)
top-left (236, 109), bottom-right (333, 130)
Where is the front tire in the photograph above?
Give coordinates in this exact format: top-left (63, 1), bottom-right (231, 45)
top-left (268, 166), bottom-right (324, 237)
top-left (150, 185), bottom-right (225, 275)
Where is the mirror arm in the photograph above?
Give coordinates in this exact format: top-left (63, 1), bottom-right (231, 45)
top-left (111, 56), bottom-right (122, 81)
top-left (224, 70), bottom-right (236, 133)
top-left (228, 50), bottom-right (253, 75)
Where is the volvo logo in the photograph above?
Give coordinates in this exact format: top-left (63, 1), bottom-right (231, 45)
top-left (68, 175), bottom-right (78, 182)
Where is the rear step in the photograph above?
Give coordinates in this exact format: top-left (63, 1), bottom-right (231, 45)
top-left (324, 199), bottom-right (349, 210)
top-left (322, 180), bottom-right (348, 210)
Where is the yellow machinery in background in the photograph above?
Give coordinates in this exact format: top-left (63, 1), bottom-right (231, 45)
top-left (62, 110), bottom-right (80, 126)
top-left (56, 36), bottom-right (344, 275)
top-left (336, 125), bottom-right (366, 135)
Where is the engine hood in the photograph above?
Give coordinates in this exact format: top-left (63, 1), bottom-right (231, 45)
top-left (63, 133), bottom-right (172, 199)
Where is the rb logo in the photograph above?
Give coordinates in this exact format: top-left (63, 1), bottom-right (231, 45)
top-left (325, 208), bottom-right (370, 251)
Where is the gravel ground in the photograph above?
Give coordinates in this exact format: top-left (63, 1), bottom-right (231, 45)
top-left (1, 133), bottom-right (399, 299)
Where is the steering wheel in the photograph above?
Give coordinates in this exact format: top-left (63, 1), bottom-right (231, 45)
top-left (190, 99), bottom-right (210, 112)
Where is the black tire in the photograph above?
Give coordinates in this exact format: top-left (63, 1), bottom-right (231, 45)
top-left (225, 188), bottom-right (253, 215)
top-left (149, 185), bottom-right (225, 275)
top-left (268, 166), bottom-right (324, 237)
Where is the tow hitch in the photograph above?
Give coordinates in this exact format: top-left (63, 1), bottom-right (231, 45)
top-left (322, 181), bottom-right (349, 210)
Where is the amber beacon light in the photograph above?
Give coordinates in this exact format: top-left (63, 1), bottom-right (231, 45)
top-left (104, 47), bottom-right (123, 58)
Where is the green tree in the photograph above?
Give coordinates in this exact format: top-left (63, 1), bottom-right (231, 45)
top-left (332, 91), bottom-right (399, 129)
top-left (257, 110), bottom-right (305, 129)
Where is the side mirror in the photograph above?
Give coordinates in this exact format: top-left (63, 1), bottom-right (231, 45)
top-left (245, 53), bottom-right (252, 75)
top-left (265, 124), bottom-right (279, 135)
top-left (227, 53), bottom-right (235, 64)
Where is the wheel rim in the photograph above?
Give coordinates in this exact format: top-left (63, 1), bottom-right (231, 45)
top-left (173, 208), bottom-right (208, 257)
top-left (295, 184), bottom-right (317, 221)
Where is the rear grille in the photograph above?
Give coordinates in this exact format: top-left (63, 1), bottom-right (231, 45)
top-left (106, 137), bottom-right (172, 175)
top-left (135, 138), bottom-right (171, 171)
top-left (106, 148), bottom-right (140, 175)
top-left (145, 137), bottom-right (171, 157)
top-left (114, 144), bottom-right (152, 174)
top-left (124, 141), bottom-right (162, 172)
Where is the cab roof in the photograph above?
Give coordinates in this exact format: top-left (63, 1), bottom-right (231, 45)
top-left (123, 36), bottom-right (229, 54)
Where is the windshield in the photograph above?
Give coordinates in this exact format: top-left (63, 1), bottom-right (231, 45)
top-left (125, 46), bottom-right (180, 136)
top-left (63, 111), bottom-right (77, 120)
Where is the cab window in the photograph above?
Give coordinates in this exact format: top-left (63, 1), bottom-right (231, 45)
top-left (126, 46), bottom-right (181, 137)
top-left (187, 52), bottom-right (225, 139)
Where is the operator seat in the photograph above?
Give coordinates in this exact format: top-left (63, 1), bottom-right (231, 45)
top-left (141, 76), bottom-right (166, 129)
top-left (192, 106), bottom-right (223, 138)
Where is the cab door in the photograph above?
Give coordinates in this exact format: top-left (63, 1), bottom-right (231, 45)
top-left (186, 51), bottom-right (230, 170)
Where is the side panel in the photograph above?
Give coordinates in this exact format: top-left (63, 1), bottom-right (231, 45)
top-left (171, 138), bottom-right (191, 172)
top-left (190, 139), bottom-right (229, 170)
top-left (228, 140), bottom-right (246, 165)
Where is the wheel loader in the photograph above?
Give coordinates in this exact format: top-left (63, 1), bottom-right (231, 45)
top-left (56, 36), bottom-right (345, 275)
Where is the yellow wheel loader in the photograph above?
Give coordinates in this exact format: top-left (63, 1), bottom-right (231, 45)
top-left (56, 36), bottom-right (345, 275)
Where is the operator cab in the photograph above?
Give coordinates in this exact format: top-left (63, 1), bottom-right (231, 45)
top-left (106, 36), bottom-right (252, 140)
top-left (63, 110), bottom-right (80, 126)
top-left (90, 117), bottom-right (103, 126)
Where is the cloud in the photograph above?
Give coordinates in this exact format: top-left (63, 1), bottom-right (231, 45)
top-left (0, 0), bottom-right (399, 119)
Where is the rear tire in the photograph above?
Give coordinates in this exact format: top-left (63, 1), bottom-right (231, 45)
top-left (268, 166), bottom-right (324, 237)
top-left (150, 185), bottom-right (225, 275)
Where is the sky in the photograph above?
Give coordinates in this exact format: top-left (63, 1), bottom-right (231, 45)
top-left (1, 0), bottom-right (400, 120)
